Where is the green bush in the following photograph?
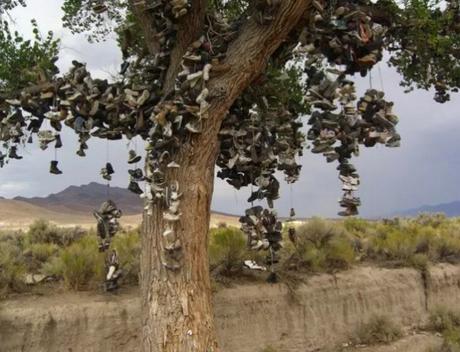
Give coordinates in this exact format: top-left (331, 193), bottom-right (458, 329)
top-left (429, 308), bottom-right (460, 351)
top-left (42, 236), bottom-right (104, 290)
top-left (353, 315), bottom-right (402, 345)
top-left (26, 219), bottom-right (86, 246)
top-left (22, 242), bottom-right (59, 272)
top-left (284, 217), bottom-right (355, 272)
top-left (112, 230), bottom-right (140, 285)
top-left (0, 241), bottom-right (26, 295)
top-left (209, 227), bottom-right (247, 275)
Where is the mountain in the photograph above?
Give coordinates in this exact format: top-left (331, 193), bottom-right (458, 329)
top-left (390, 201), bottom-right (460, 218)
top-left (14, 182), bottom-right (143, 215)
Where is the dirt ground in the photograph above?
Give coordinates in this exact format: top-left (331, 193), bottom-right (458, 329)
top-left (1, 264), bottom-right (459, 352)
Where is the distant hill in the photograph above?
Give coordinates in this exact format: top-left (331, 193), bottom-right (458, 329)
top-left (14, 182), bottom-right (143, 215)
top-left (0, 182), bottom-right (239, 229)
top-left (390, 201), bottom-right (460, 218)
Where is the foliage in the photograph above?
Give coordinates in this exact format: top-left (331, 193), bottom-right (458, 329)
top-left (26, 219), bottom-right (86, 247)
top-left (284, 218), bottom-right (355, 272)
top-left (42, 235), bottom-right (104, 290)
top-left (0, 241), bottom-right (26, 295)
top-left (0, 20), bottom-right (59, 92)
top-left (112, 229), bottom-right (140, 284)
top-left (353, 315), bottom-right (402, 345)
top-left (209, 227), bottom-right (247, 275)
top-left (429, 307), bottom-right (460, 351)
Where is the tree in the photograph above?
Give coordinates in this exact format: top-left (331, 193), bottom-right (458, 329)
top-left (0, 0), bottom-right (459, 351)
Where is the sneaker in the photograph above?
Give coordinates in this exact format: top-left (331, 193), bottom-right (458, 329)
top-left (185, 120), bottom-right (202, 134)
top-left (49, 160), bottom-right (63, 175)
top-left (128, 150), bottom-right (142, 164)
top-left (128, 181), bottom-right (143, 195)
top-left (128, 168), bottom-right (144, 181)
top-left (167, 161), bottom-right (180, 168)
top-left (165, 239), bottom-right (182, 252)
top-left (243, 260), bottom-right (266, 271)
top-left (76, 148), bottom-right (86, 157)
top-left (163, 212), bottom-right (181, 222)
top-left (92, 2), bottom-right (107, 14)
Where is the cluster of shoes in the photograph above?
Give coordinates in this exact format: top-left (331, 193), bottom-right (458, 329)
top-left (217, 103), bottom-right (304, 203)
top-left (305, 60), bottom-right (400, 216)
top-left (239, 206), bottom-right (283, 281)
top-left (92, 200), bottom-right (123, 291)
top-left (93, 200), bottom-right (122, 252)
top-left (303, 0), bottom-right (387, 77)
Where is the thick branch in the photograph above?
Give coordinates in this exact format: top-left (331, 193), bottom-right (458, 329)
top-left (205, 0), bottom-right (311, 130)
top-left (163, 0), bottom-right (207, 95)
top-left (130, 0), bottom-right (161, 56)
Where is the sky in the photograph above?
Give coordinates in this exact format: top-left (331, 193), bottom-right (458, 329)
top-left (1, 1), bottom-right (459, 218)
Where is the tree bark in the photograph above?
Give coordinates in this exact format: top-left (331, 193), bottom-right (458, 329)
top-left (140, 1), bottom-right (311, 351)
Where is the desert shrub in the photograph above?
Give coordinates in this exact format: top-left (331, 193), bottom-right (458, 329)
top-left (22, 242), bottom-right (59, 271)
top-left (112, 230), bottom-right (140, 285)
top-left (429, 308), bottom-right (460, 351)
top-left (285, 217), bottom-right (355, 272)
top-left (42, 235), bottom-right (104, 290)
top-left (353, 315), bottom-right (402, 345)
top-left (209, 227), bottom-right (247, 275)
top-left (414, 213), bottom-right (448, 228)
top-left (0, 241), bottom-right (26, 295)
top-left (26, 219), bottom-right (86, 247)
top-left (343, 217), bottom-right (371, 236)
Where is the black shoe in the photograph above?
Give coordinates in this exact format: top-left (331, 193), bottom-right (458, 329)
top-left (55, 134), bottom-right (63, 148)
top-left (128, 168), bottom-right (144, 181)
top-left (76, 148), bottom-right (86, 157)
top-left (50, 160), bottom-right (63, 175)
top-left (106, 162), bottom-right (114, 175)
top-left (9, 146), bottom-right (22, 159)
top-left (128, 150), bottom-right (142, 164)
top-left (128, 181), bottom-right (143, 195)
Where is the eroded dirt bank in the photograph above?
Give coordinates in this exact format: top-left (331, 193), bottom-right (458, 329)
top-left (1, 264), bottom-right (459, 352)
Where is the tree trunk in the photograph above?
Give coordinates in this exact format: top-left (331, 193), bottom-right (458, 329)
top-left (140, 116), bottom-right (222, 352)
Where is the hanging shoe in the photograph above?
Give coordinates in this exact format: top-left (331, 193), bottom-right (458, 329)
top-left (100, 168), bottom-right (111, 181)
top-left (128, 150), bottom-right (142, 164)
top-left (76, 148), bottom-right (86, 157)
top-left (106, 162), bottom-right (115, 175)
top-left (128, 168), bottom-right (144, 181)
top-left (128, 181), bottom-right (143, 195)
top-left (8, 146), bottom-right (22, 159)
top-left (50, 160), bottom-right (63, 175)
top-left (54, 134), bottom-right (63, 148)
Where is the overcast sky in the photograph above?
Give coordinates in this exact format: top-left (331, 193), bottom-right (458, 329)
top-left (1, 1), bottom-right (459, 218)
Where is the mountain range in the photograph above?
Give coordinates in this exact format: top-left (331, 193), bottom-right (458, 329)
top-left (14, 182), bottom-right (143, 215)
top-left (0, 182), bottom-right (238, 229)
top-left (389, 201), bottom-right (460, 218)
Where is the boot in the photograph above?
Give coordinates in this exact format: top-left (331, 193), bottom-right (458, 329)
top-left (9, 146), bottom-right (22, 159)
top-left (50, 160), bottom-right (63, 175)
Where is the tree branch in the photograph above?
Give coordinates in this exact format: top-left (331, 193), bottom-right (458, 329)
top-left (163, 0), bottom-right (207, 95)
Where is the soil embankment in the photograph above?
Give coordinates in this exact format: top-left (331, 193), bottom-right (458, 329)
top-left (1, 264), bottom-right (459, 352)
